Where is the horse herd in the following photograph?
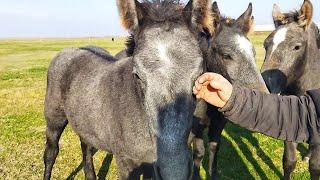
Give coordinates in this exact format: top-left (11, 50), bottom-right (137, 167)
top-left (42, 0), bottom-right (320, 180)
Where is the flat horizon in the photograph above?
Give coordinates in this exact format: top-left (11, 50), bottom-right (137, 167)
top-left (1, 0), bottom-right (319, 39)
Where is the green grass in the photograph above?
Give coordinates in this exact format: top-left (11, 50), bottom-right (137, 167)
top-left (0, 34), bottom-right (310, 179)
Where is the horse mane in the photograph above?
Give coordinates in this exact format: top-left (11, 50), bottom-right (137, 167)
top-left (125, 35), bottom-right (135, 56)
top-left (219, 16), bottom-right (236, 26)
top-left (141, 0), bottom-right (184, 22)
top-left (213, 16), bottom-right (236, 34)
top-left (274, 10), bottom-right (300, 27)
top-left (283, 11), bottom-right (300, 22)
top-left (80, 46), bottom-right (118, 62)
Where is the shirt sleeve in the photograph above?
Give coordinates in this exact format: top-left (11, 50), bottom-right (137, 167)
top-left (219, 85), bottom-right (320, 144)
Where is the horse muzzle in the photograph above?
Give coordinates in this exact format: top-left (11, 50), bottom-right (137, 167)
top-left (261, 69), bottom-right (287, 94)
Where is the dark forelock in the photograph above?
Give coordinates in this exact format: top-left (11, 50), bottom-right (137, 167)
top-left (125, 0), bottom-right (186, 56)
top-left (274, 11), bottom-right (300, 27)
top-left (140, 0), bottom-right (185, 22)
top-left (214, 16), bottom-right (238, 35)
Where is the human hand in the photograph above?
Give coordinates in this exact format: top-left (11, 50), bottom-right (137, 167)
top-left (193, 73), bottom-right (233, 108)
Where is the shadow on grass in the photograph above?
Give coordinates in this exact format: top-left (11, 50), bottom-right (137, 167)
top-left (297, 143), bottom-right (309, 160)
top-left (97, 154), bottom-right (113, 180)
top-left (201, 123), bottom-right (283, 179)
top-left (66, 152), bottom-right (113, 180)
top-left (64, 124), bottom-right (287, 179)
top-left (66, 162), bottom-right (83, 180)
top-left (201, 129), bottom-right (254, 180)
top-left (225, 123), bottom-right (282, 179)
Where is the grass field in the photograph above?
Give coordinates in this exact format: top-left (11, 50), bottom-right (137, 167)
top-left (0, 33), bottom-right (310, 180)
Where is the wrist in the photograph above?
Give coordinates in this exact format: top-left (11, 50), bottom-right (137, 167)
top-left (219, 85), bottom-right (237, 112)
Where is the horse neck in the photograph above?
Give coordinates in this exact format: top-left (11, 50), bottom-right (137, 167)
top-left (296, 27), bottom-right (320, 92)
top-left (106, 59), bottom-right (157, 159)
top-left (109, 58), bottom-right (144, 111)
top-left (109, 58), bottom-right (157, 134)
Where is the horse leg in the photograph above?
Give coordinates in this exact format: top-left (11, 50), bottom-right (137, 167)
top-left (208, 141), bottom-right (219, 180)
top-left (207, 113), bottom-right (227, 180)
top-left (192, 137), bottom-right (205, 180)
top-left (283, 141), bottom-right (298, 180)
top-left (304, 149), bottom-right (312, 162)
top-left (43, 118), bottom-right (68, 180)
top-left (191, 117), bottom-right (207, 180)
top-left (80, 140), bottom-right (97, 180)
top-left (309, 144), bottom-right (320, 180)
top-left (188, 132), bottom-right (196, 147)
top-left (116, 158), bottom-right (140, 180)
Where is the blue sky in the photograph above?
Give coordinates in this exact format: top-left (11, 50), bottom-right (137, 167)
top-left (0, 0), bottom-right (319, 38)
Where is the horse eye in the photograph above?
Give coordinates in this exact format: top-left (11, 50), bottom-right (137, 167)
top-left (199, 28), bottom-right (210, 39)
top-left (199, 31), bottom-right (206, 37)
top-left (222, 53), bottom-right (232, 60)
top-left (293, 44), bottom-right (302, 51)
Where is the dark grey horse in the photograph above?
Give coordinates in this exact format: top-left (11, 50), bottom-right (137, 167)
top-left (43, 0), bottom-right (215, 179)
top-left (190, 2), bottom-right (269, 179)
top-left (261, 0), bottom-right (320, 179)
top-left (113, 3), bottom-right (268, 179)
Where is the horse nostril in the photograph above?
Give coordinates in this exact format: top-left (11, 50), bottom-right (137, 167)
top-left (134, 73), bottom-right (145, 83)
top-left (134, 73), bottom-right (140, 80)
top-left (294, 46), bottom-right (301, 50)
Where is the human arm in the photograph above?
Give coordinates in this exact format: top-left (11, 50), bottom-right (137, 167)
top-left (193, 73), bottom-right (320, 143)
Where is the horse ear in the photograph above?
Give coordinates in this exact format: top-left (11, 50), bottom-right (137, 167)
top-left (317, 33), bottom-right (320, 48)
top-left (272, 4), bottom-right (286, 27)
top-left (235, 3), bottom-right (254, 35)
top-left (183, 0), bottom-right (215, 35)
top-left (317, 28), bottom-right (320, 48)
top-left (298, 0), bottom-right (313, 30)
top-left (212, 1), bottom-right (220, 18)
top-left (212, 1), bottom-right (221, 29)
top-left (117, 0), bottom-right (144, 32)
